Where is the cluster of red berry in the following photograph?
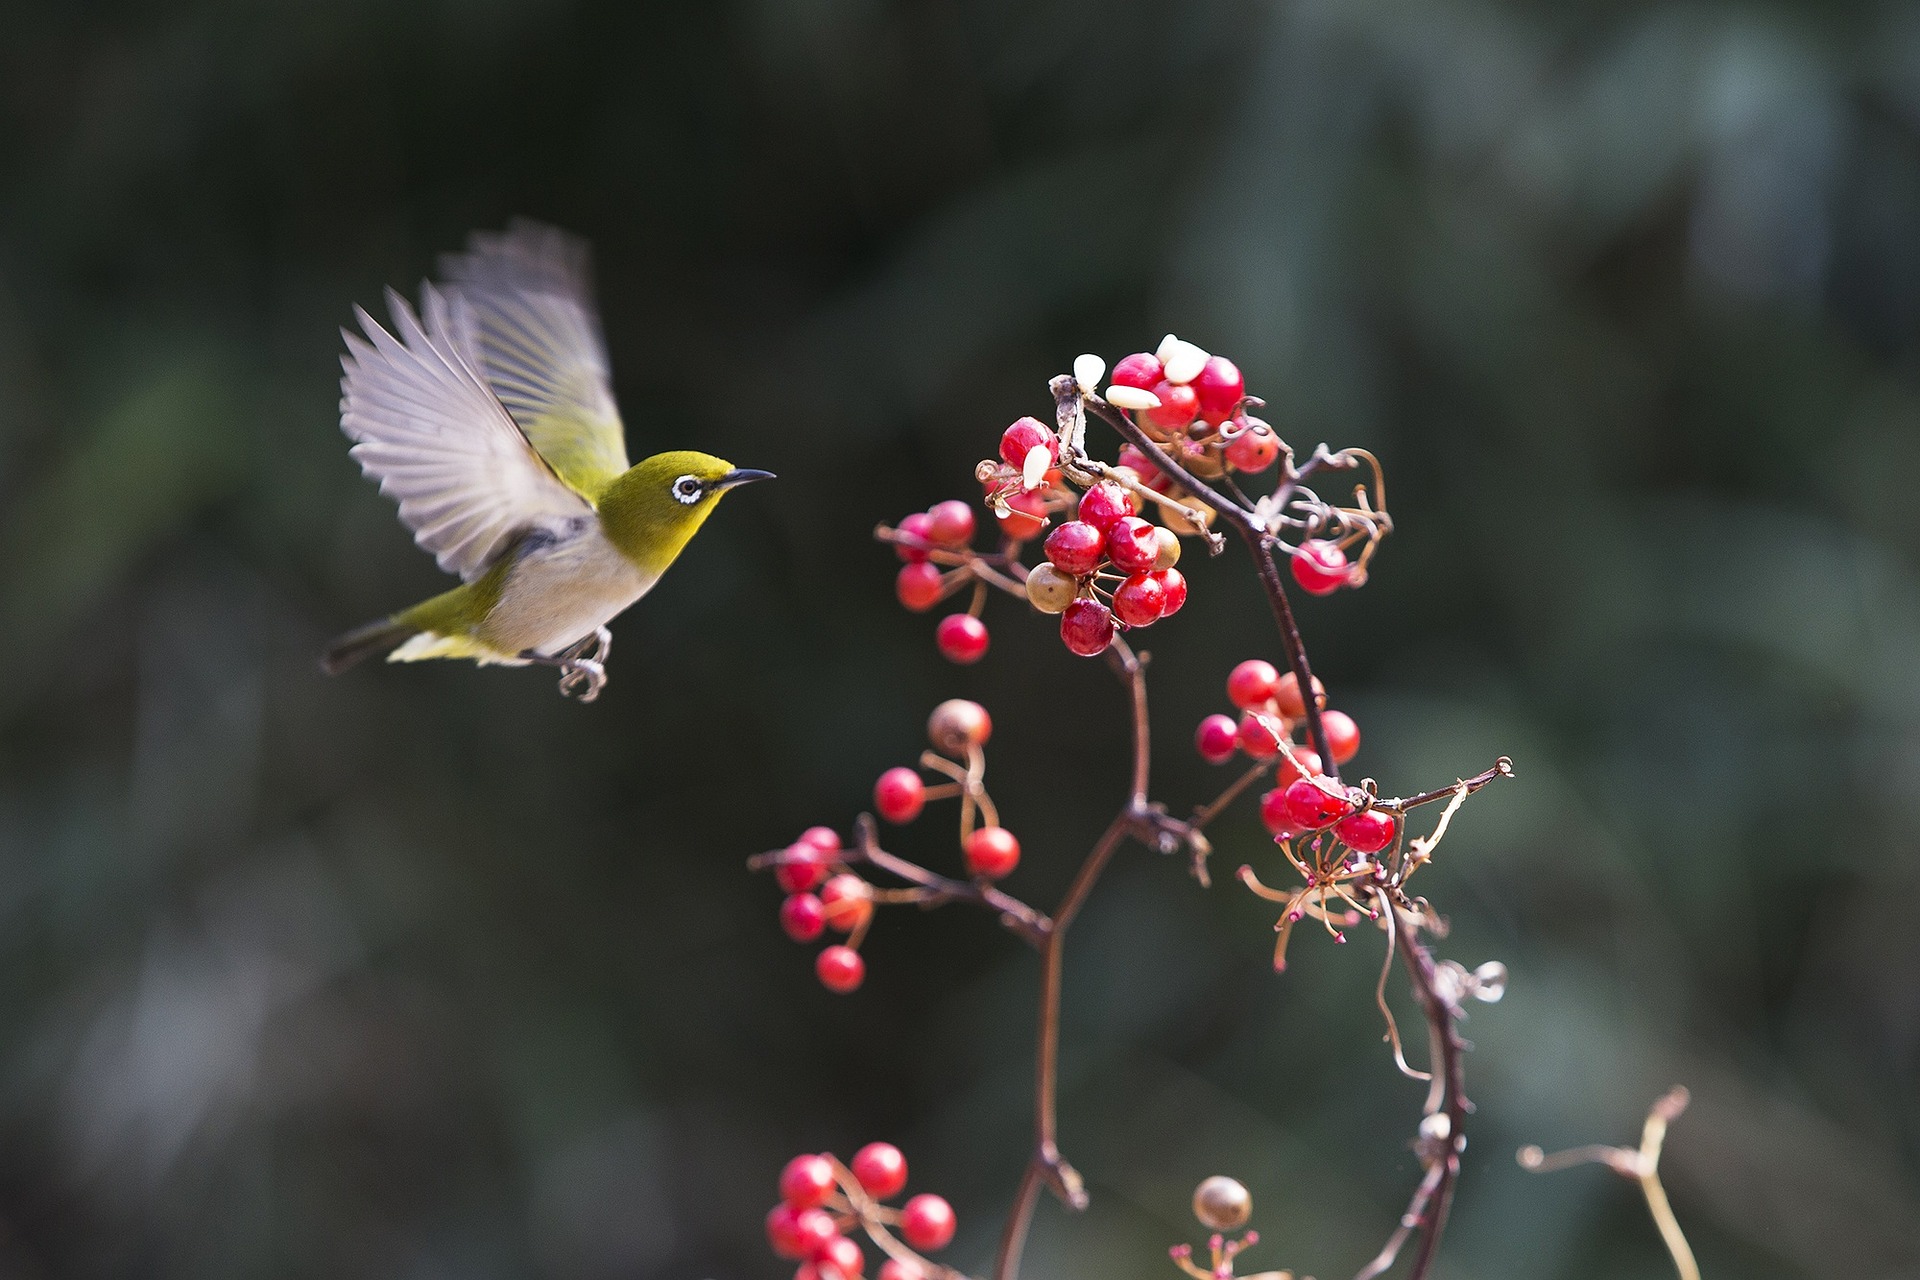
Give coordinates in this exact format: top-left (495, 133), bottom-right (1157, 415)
top-left (765, 1146), bottom-right (958, 1280)
top-left (1024, 478), bottom-right (1188, 656)
top-left (766, 825), bottom-right (874, 994)
top-left (1100, 336), bottom-right (1273, 479)
top-left (1192, 660), bottom-right (1395, 852)
top-left (890, 500), bottom-right (992, 664)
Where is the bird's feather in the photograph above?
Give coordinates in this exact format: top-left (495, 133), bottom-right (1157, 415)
top-left (438, 221), bottom-right (631, 498)
top-left (339, 284), bottom-right (592, 582)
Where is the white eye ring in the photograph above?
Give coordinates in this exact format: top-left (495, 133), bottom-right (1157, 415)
top-left (671, 475), bottom-right (703, 505)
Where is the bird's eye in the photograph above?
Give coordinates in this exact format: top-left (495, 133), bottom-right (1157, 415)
top-left (671, 475), bottom-right (703, 505)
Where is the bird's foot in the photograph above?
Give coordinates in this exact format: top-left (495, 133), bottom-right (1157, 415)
top-left (557, 657), bottom-right (607, 703)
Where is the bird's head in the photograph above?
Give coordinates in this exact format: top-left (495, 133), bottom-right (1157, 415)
top-left (598, 450), bottom-right (774, 573)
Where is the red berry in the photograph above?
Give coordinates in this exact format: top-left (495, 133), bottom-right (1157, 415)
top-left (768, 1205), bottom-right (838, 1260)
top-left (963, 826), bottom-right (1020, 879)
top-left (925, 500), bottom-right (975, 546)
top-left (1105, 516), bottom-right (1159, 574)
top-left (1224, 422), bottom-right (1278, 472)
top-left (899, 1195), bottom-right (956, 1251)
top-left (927, 699), bottom-right (992, 754)
top-left (816, 945), bottom-right (866, 993)
top-left (1237, 711), bottom-right (1283, 760)
top-left (896, 560), bottom-right (944, 615)
top-left (1274, 748), bottom-right (1323, 787)
top-left (815, 1234), bottom-right (865, 1277)
top-left (1282, 777), bottom-right (1353, 830)
top-left (1258, 788), bottom-right (1299, 838)
top-left (878, 1261), bottom-right (924, 1280)
top-left (781, 893), bottom-right (827, 943)
top-left (1059, 598), bottom-right (1114, 657)
top-left (1043, 520), bottom-right (1105, 576)
top-left (1272, 672), bottom-right (1324, 719)
top-left (1110, 352), bottom-right (1164, 390)
top-left (1076, 481), bottom-right (1135, 534)
top-left (780, 1154), bottom-right (837, 1208)
top-left (1151, 567), bottom-right (1188, 617)
top-left (1193, 356), bottom-right (1245, 423)
top-left (1321, 709), bottom-right (1361, 764)
top-left (1336, 807), bottom-right (1397, 854)
top-left (820, 874), bottom-right (873, 933)
top-left (997, 490), bottom-right (1048, 541)
top-left (1194, 714), bottom-right (1239, 764)
top-left (775, 842), bottom-right (831, 893)
top-left (1226, 659), bottom-right (1280, 711)
top-left (799, 826), bottom-right (841, 854)
top-left (1141, 380), bottom-right (1200, 431)
top-left (1290, 540), bottom-right (1349, 596)
top-left (998, 417), bottom-right (1059, 469)
top-left (894, 512), bottom-right (935, 564)
top-left (851, 1143), bottom-right (908, 1200)
top-left (874, 768), bottom-right (925, 824)
top-left (1111, 573), bottom-right (1166, 627)
top-left (935, 614), bottom-right (990, 664)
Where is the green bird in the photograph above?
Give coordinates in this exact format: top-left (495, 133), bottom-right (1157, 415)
top-left (321, 222), bottom-right (771, 701)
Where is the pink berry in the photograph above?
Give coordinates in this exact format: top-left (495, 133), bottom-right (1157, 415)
top-left (927, 699), bottom-right (992, 754)
top-left (781, 893), bottom-right (827, 943)
top-left (1282, 777), bottom-right (1353, 830)
top-left (1227, 660), bottom-right (1280, 711)
top-left (1193, 356), bottom-right (1245, 423)
top-left (895, 563), bottom-right (943, 612)
top-left (1151, 567), bottom-right (1188, 617)
top-left (768, 1205), bottom-right (838, 1260)
top-left (1336, 807), bottom-right (1397, 854)
top-left (1116, 444), bottom-right (1165, 488)
top-left (894, 512), bottom-right (935, 564)
top-left (815, 1234), bottom-right (865, 1277)
top-left (1059, 598), bottom-right (1114, 657)
top-left (1043, 520), bottom-right (1105, 576)
top-left (1290, 540), bottom-right (1349, 596)
top-left (1111, 573), bottom-right (1166, 627)
top-left (1272, 672), bottom-right (1324, 719)
top-left (780, 1154), bottom-right (837, 1208)
top-left (878, 1262), bottom-right (924, 1280)
top-left (1141, 380), bottom-right (1199, 431)
top-left (1076, 481), bottom-right (1135, 534)
top-left (998, 417), bottom-right (1059, 469)
top-left (997, 490), bottom-right (1048, 541)
top-left (1237, 711), bottom-right (1283, 760)
top-left (874, 768), bottom-right (925, 824)
top-left (899, 1195), bottom-right (956, 1251)
top-left (1224, 421), bottom-right (1278, 471)
top-left (925, 500), bottom-right (975, 546)
top-left (1195, 714), bottom-right (1239, 764)
top-left (851, 1142), bottom-right (908, 1200)
top-left (816, 946), bottom-right (865, 993)
top-left (799, 826), bottom-right (842, 854)
top-left (1110, 352), bottom-right (1163, 390)
top-left (775, 842), bottom-right (831, 893)
top-left (1105, 516), bottom-right (1160, 574)
top-left (935, 614), bottom-right (990, 664)
top-left (1321, 709), bottom-right (1361, 764)
top-left (820, 874), bottom-right (873, 933)
top-left (963, 826), bottom-right (1020, 880)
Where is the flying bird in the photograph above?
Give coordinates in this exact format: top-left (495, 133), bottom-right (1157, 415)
top-left (321, 222), bottom-right (771, 701)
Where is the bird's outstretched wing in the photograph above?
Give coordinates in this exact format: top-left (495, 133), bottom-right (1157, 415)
top-left (438, 221), bottom-right (631, 498)
top-left (340, 284), bottom-right (592, 582)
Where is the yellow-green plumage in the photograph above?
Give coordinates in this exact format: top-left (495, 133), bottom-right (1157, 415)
top-left (321, 224), bottom-right (769, 695)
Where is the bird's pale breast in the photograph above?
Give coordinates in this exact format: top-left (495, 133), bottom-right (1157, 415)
top-left (477, 522), bottom-right (656, 657)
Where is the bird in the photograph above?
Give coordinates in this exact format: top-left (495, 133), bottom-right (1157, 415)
top-left (321, 221), bottom-right (771, 702)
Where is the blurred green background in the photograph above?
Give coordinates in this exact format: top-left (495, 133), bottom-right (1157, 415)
top-left (2, 1), bottom-right (1917, 1277)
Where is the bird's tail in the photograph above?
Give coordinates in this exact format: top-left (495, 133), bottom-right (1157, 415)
top-left (320, 617), bottom-right (419, 675)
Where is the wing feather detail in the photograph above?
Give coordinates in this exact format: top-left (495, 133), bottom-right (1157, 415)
top-left (339, 284), bottom-right (592, 582)
top-left (438, 221), bottom-right (631, 497)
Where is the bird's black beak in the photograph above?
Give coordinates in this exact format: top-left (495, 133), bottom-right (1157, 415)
top-left (716, 468), bottom-right (775, 491)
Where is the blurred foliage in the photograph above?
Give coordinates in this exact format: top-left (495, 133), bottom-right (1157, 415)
top-left (2, 1), bottom-right (1918, 1278)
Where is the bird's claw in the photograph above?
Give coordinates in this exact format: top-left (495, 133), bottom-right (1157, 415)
top-left (558, 658), bottom-right (606, 702)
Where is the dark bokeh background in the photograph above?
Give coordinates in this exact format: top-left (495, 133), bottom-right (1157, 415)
top-left (3, 2), bottom-right (1918, 1277)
